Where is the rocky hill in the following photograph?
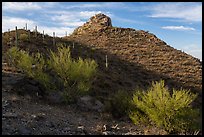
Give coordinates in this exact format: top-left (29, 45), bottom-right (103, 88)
top-left (65, 13), bottom-right (202, 105)
top-left (2, 13), bottom-right (202, 135)
top-left (2, 13), bottom-right (202, 105)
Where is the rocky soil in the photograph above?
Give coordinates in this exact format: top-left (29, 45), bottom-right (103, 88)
top-left (2, 65), bottom-right (168, 135)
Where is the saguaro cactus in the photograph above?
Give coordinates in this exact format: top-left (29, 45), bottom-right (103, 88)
top-left (53, 32), bottom-right (55, 46)
top-left (42, 30), bottom-right (45, 42)
top-left (25, 23), bottom-right (27, 31)
top-left (35, 26), bottom-right (37, 37)
top-left (28, 31), bottom-right (31, 41)
top-left (105, 55), bottom-right (108, 68)
top-left (15, 26), bottom-right (18, 46)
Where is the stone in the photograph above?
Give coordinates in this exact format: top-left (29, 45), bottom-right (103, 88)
top-left (18, 127), bottom-right (31, 135)
top-left (77, 95), bottom-right (104, 112)
top-left (46, 91), bottom-right (64, 104)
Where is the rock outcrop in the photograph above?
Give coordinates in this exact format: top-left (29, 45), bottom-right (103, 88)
top-left (73, 13), bottom-right (112, 35)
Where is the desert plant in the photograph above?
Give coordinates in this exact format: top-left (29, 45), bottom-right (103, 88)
top-left (6, 46), bottom-right (33, 76)
top-left (129, 80), bottom-right (200, 134)
top-left (19, 34), bottom-right (29, 41)
top-left (106, 90), bottom-right (134, 118)
top-left (48, 46), bottom-right (98, 99)
top-left (6, 47), bottom-right (54, 90)
top-left (6, 45), bottom-right (98, 103)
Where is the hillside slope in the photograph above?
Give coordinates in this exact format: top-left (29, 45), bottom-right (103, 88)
top-left (65, 13), bottom-right (202, 104)
top-left (2, 13), bottom-right (202, 135)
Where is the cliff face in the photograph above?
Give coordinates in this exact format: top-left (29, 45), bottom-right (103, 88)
top-left (66, 13), bottom-right (202, 101)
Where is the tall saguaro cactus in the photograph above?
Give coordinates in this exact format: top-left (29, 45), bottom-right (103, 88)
top-left (35, 26), bottom-right (37, 37)
top-left (42, 30), bottom-right (45, 42)
top-left (105, 55), bottom-right (108, 68)
top-left (15, 26), bottom-right (18, 46)
top-left (25, 23), bottom-right (27, 31)
top-left (53, 32), bottom-right (55, 46)
top-left (28, 31), bottom-right (31, 41)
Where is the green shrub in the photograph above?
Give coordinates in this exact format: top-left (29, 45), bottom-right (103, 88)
top-left (6, 46), bottom-right (33, 76)
top-left (6, 47), bottom-right (53, 90)
top-left (129, 80), bottom-right (200, 134)
top-left (106, 90), bottom-right (134, 118)
top-left (19, 34), bottom-right (29, 41)
top-left (6, 46), bottom-right (98, 103)
top-left (48, 46), bottom-right (98, 99)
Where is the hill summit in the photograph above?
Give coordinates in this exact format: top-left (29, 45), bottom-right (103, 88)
top-left (73, 13), bottom-right (112, 35)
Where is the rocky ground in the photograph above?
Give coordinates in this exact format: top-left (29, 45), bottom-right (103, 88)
top-left (2, 65), bottom-right (168, 135)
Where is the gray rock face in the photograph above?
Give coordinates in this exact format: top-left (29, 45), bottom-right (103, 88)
top-left (77, 95), bottom-right (104, 112)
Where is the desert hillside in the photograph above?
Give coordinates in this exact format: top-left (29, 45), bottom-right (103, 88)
top-left (65, 13), bottom-right (202, 104)
top-left (2, 13), bottom-right (202, 135)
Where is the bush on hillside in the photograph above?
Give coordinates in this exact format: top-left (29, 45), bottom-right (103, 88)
top-left (6, 45), bottom-right (98, 103)
top-left (48, 46), bottom-right (98, 100)
top-left (6, 47), bottom-right (54, 90)
top-left (105, 90), bottom-right (134, 118)
top-left (129, 80), bottom-right (201, 134)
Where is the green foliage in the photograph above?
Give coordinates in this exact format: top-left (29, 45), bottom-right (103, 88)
top-left (6, 45), bottom-right (98, 103)
top-left (6, 46), bottom-right (33, 76)
top-left (6, 47), bottom-right (54, 90)
top-left (48, 46), bottom-right (98, 99)
top-left (19, 34), bottom-right (29, 41)
top-left (129, 80), bottom-right (200, 134)
top-left (106, 90), bottom-right (134, 118)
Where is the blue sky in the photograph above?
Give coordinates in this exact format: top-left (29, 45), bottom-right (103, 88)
top-left (2, 2), bottom-right (202, 60)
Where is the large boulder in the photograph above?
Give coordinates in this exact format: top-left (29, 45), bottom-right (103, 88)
top-left (77, 95), bottom-right (104, 112)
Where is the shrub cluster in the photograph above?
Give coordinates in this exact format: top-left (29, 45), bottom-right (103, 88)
top-left (48, 46), bottom-right (98, 101)
top-left (6, 46), bottom-right (53, 90)
top-left (6, 45), bottom-right (98, 103)
top-left (129, 80), bottom-right (201, 134)
top-left (105, 90), bottom-right (133, 118)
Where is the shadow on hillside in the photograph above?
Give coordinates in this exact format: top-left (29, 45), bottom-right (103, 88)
top-left (2, 34), bottom-right (202, 107)
top-left (59, 40), bottom-right (202, 107)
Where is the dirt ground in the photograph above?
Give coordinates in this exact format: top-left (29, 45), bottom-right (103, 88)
top-left (2, 65), bottom-right (168, 135)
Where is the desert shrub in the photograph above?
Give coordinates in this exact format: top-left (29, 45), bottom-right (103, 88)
top-left (48, 46), bottom-right (98, 100)
top-left (6, 47), bottom-right (53, 90)
top-left (19, 34), bottom-right (29, 41)
top-left (106, 90), bottom-right (134, 118)
top-left (6, 46), bottom-right (98, 103)
top-left (129, 80), bottom-right (201, 134)
top-left (6, 46), bottom-right (33, 76)
top-left (31, 52), bottom-right (54, 90)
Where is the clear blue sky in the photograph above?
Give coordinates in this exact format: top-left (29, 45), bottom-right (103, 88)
top-left (2, 2), bottom-right (202, 61)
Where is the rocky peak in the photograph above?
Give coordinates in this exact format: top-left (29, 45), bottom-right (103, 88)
top-left (89, 13), bottom-right (112, 27)
top-left (73, 13), bottom-right (112, 35)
